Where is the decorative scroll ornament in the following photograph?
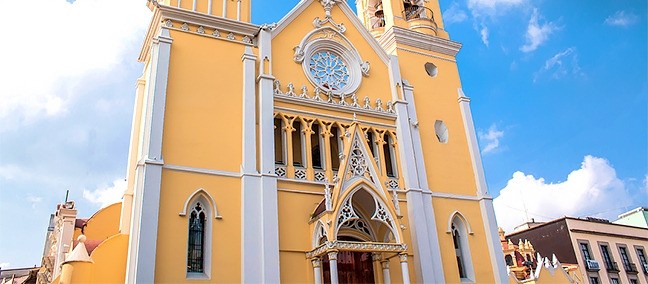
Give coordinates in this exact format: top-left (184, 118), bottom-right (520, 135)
top-left (347, 138), bottom-right (370, 179)
top-left (372, 201), bottom-right (394, 228)
top-left (314, 0), bottom-right (346, 33)
top-left (324, 184), bottom-right (333, 211)
top-left (336, 197), bottom-right (359, 228)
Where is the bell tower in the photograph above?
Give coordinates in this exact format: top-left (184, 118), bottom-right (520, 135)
top-left (356, 0), bottom-right (449, 39)
top-left (146, 0), bottom-right (251, 22)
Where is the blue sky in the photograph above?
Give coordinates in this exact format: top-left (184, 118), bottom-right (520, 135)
top-left (0, 0), bottom-right (645, 269)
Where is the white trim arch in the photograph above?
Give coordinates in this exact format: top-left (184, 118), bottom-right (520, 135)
top-left (446, 210), bottom-right (473, 235)
top-left (334, 186), bottom-right (401, 243)
top-left (179, 188), bottom-right (223, 219)
top-left (312, 220), bottom-right (329, 248)
top-left (181, 191), bottom-right (215, 279)
top-left (449, 213), bottom-right (475, 282)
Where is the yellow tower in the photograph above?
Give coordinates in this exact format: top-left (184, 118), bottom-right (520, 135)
top-left (45, 0), bottom-right (508, 283)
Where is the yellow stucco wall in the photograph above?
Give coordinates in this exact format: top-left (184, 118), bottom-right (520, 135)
top-left (433, 198), bottom-right (497, 283)
top-left (154, 170), bottom-right (242, 282)
top-left (162, 30), bottom-right (245, 172)
top-left (82, 202), bottom-right (121, 241)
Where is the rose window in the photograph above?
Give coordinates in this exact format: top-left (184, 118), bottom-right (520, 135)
top-left (308, 51), bottom-right (350, 91)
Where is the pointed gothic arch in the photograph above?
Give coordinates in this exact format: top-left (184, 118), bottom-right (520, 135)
top-left (312, 220), bottom-right (329, 248)
top-left (446, 210), bottom-right (473, 235)
top-left (448, 211), bottom-right (475, 281)
top-left (179, 188), bottom-right (220, 279)
top-left (179, 188), bottom-right (222, 219)
top-left (333, 184), bottom-right (401, 243)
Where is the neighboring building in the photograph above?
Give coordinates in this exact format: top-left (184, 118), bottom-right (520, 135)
top-left (614, 207), bottom-right (648, 229)
top-left (507, 217), bottom-right (648, 284)
top-left (0, 267), bottom-right (39, 284)
top-left (499, 228), bottom-right (581, 283)
top-left (41, 0), bottom-right (510, 283)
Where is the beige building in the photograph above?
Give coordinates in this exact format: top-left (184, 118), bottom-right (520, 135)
top-left (507, 216), bottom-right (648, 284)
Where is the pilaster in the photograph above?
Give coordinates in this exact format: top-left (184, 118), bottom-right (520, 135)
top-left (389, 55), bottom-right (445, 283)
top-left (458, 89), bottom-right (508, 282)
top-left (125, 27), bottom-right (172, 284)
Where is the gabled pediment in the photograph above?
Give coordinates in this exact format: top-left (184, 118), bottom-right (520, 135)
top-left (272, 0), bottom-right (389, 65)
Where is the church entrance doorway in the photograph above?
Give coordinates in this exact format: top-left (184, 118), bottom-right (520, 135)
top-left (322, 251), bottom-right (375, 284)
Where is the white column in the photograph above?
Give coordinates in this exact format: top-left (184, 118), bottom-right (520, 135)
top-left (389, 55), bottom-right (443, 283)
top-left (125, 27), bottom-right (172, 284)
top-left (312, 258), bottom-right (322, 284)
top-left (381, 261), bottom-right (391, 284)
top-left (328, 251), bottom-right (339, 284)
top-left (458, 89), bottom-right (508, 283)
top-left (236, 0), bottom-right (241, 21)
top-left (399, 254), bottom-right (411, 284)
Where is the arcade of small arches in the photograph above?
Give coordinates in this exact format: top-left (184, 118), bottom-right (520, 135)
top-left (273, 112), bottom-right (401, 188)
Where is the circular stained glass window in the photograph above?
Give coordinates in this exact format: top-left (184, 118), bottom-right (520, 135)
top-left (308, 51), bottom-right (350, 91)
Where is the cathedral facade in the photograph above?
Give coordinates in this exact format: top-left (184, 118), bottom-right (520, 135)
top-left (46, 0), bottom-right (508, 283)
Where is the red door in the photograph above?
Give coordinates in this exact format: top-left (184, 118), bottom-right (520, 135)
top-left (322, 251), bottom-right (375, 284)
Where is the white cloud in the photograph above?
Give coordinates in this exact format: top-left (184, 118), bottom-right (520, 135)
top-left (494, 156), bottom-right (633, 232)
top-left (479, 25), bottom-right (490, 46)
top-left (468, 0), bottom-right (526, 16)
top-left (534, 47), bottom-right (584, 82)
top-left (478, 124), bottom-right (504, 154)
top-left (443, 3), bottom-right (468, 24)
top-left (83, 178), bottom-right (126, 208)
top-left (520, 9), bottom-right (557, 52)
top-left (605, 11), bottom-right (639, 27)
top-left (0, 0), bottom-right (149, 130)
top-left (27, 196), bottom-right (43, 209)
top-left (0, 262), bottom-right (10, 269)
top-left (466, 0), bottom-right (526, 47)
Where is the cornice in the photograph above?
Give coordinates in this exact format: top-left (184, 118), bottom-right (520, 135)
top-left (139, 4), bottom-right (260, 62)
top-left (379, 26), bottom-right (462, 58)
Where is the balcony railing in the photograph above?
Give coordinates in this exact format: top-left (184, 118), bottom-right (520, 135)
top-left (605, 261), bottom-right (620, 273)
top-left (623, 262), bottom-right (639, 274)
top-left (586, 259), bottom-right (600, 271)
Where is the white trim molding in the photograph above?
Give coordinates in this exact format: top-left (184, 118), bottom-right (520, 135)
top-left (126, 26), bottom-right (173, 284)
top-left (178, 188), bottom-right (223, 219)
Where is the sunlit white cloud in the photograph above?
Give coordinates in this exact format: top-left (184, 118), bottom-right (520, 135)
top-left (467, 0), bottom-right (526, 16)
top-left (83, 178), bottom-right (126, 208)
top-left (520, 8), bottom-right (557, 52)
top-left (443, 2), bottom-right (468, 24)
top-left (466, 0), bottom-right (526, 47)
top-left (494, 156), bottom-right (633, 232)
top-left (604, 11), bottom-right (639, 27)
top-left (478, 124), bottom-right (504, 154)
top-left (534, 47), bottom-right (584, 82)
top-left (0, 0), bottom-right (150, 132)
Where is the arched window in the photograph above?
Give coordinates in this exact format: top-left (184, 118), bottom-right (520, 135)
top-left (505, 254), bottom-right (514, 266)
top-left (451, 216), bottom-right (474, 281)
top-left (452, 223), bottom-right (466, 278)
top-left (180, 190), bottom-right (218, 279)
top-left (292, 119), bottom-right (304, 167)
top-left (382, 133), bottom-right (397, 177)
top-left (312, 123), bottom-right (323, 169)
top-left (274, 118), bottom-right (285, 165)
top-left (188, 203), bottom-right (206, 273)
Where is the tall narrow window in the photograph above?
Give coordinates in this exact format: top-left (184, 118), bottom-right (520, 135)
top-left (312, 123), bottom-right (323, 169)
top-left (601, 245), bottom-right (614, 269)
top-left (274, 118), bottom-right (284, 164)
top-left (451, 216), bottom-right (474, 281)
top-left (292, 120), bottom-right (303, 167)
top-left (581, 243), bottom-right (592, 260)
top-left (366, 130), bottom-right (375, 157)
top-left (452, 223), bottom-right (466, 279)
top-left (383, 133), bottom-right (396, 177)
top-left (188, 203), bottom-right (206, 273)
top-left (637, 248), bottom-right (647, 268)
top-left (619, 247), bottom-right (632, 271)
top-left (330, 126), bottom-right (340, 171)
